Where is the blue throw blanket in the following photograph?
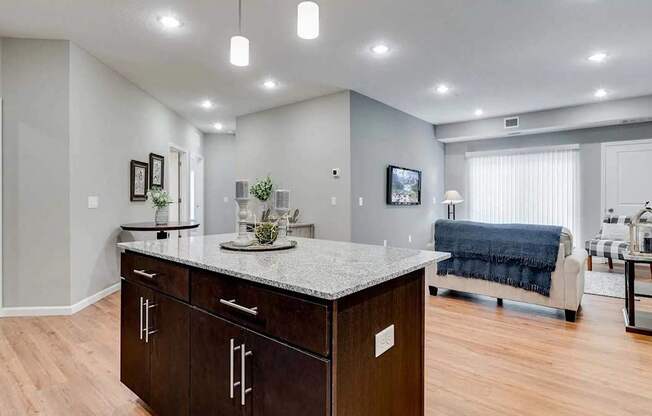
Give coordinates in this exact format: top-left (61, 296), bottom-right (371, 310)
top-left (435, 220), bottom-right (562, 296)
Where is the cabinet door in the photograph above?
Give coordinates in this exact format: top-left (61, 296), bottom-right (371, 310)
top-left (120, 280), bottom-right (151, 403)
top-left (149, 291), bottom-right (190, 416)
top-left (190, 309), bottom-right (244, 416)
top-left (243, 330), bottom-right (330, 416)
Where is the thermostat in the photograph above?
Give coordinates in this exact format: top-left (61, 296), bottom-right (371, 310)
top-left (332, 168), bottom-right (340, 178)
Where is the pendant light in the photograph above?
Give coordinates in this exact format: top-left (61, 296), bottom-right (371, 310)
top-left (297, 1), bottom-right (319, 39)
top-left (230, 0), bottom-right (249, 66)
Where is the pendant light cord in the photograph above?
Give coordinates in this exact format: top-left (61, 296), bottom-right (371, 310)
top-left (238, 0), bottom-right (242, 33)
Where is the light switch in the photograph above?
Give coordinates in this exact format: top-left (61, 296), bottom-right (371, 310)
top-left (331, 196), bottom-right (337, 206)
top-left (223, 196), bottom-right (229, 203)
top-left (432, 196), bottom-right (437, 205)
top-left (408, 234), bottom-right (412, 243)
top-left (359, 197), bottom-right (364, 206)
top-left (88, 195), bottom-right (99, 209)
top-left (375, 325), bottom-right (395, 358)
top-left (383, 240), bottom-right (387, 247)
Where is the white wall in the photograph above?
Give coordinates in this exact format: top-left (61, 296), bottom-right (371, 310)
top-left (204, 133), bottom-right (237, 235)
top-left (350, 92), bottom-right (445, 249)
top-left (235, 91), bottom-right (352, 241)
top-left (2, 39), bottom-right (71, 307)
top-left (68, 43), bottom-right (203, 304)
top-left (444, 122), bottom-right (652, 245)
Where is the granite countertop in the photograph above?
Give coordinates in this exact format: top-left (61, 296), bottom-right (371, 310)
top-left (118, 234), bottom-right (450, 300)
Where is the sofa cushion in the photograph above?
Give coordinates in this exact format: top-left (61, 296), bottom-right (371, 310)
top-left (601, 222), bottom-right (628, 241)
top-left (585, 239), bottom-right (629, 260)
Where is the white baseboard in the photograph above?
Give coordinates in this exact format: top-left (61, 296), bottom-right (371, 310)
top-left (0, 282), bottom-right (120, 318)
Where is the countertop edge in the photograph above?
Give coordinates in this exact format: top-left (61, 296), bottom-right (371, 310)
top-left (119, 245), bottom-right (450, 300)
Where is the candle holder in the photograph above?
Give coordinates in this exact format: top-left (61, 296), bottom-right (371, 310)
top-left (274, 190), bottom-right (290, 242)
top-left (233, 180), bottom-right (252, 247)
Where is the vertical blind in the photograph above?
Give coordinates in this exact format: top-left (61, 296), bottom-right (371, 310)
top-left (466, 145), bottom-right (581, 242)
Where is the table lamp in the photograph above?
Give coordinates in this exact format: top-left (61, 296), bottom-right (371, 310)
top-left (441, 190), bottom-right (464, 220)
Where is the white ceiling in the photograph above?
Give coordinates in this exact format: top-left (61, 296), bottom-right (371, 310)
top-left (2, 0), bottom-right (652, 133)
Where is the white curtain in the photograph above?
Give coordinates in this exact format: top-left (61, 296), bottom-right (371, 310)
top-left (466, 145), bottom-right (581, 242)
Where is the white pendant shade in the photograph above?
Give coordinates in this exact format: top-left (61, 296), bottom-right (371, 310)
top-left (297, 1), bottom-right (319, 39)
top-left (230, 35), bottom-right (250, 67)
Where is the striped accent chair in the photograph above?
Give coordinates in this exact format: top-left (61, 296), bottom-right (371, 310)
top-left (585, 214), bottom-right (651, 272)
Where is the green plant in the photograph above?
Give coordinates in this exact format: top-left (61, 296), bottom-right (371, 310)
top-left (250, 176), bottom-right (274, 202)
top-left (254, 222), bottom-right (278, 245)
top-left (147, 187), bottom-right (172, 208)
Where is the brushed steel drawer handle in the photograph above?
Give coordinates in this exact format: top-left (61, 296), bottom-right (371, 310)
top-left (241, 344), bottom-right (253, 406)
top-left (219, 299), bottom-right (258, 316)
top-left (229, 339), bottom-right (241, 399)
top-left (134, 269), bottom-right (157, 279)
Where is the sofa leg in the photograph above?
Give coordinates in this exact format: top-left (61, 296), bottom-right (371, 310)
top-left (565, 309), bottom-right (577, 322)
top-left (587, 255), bottom-right (593, 271)
top-left (608, 258), bottom-right (614, 270)
top-left (428, 286), bottom-right (438, 296)
top-left (497, 298), bottom-right (503, 306)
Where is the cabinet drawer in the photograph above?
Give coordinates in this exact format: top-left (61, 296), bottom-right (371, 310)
top-left (121, 252), bottom-right (189, 301)
top-left (191, 270), bottom-right (330, 357)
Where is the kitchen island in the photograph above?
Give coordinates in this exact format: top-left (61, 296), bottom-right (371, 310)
top-left (118, 234), bottom-right (449, 416)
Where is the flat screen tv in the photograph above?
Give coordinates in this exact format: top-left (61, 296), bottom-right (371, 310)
top-left (386, 165), bottom-right (422, 205)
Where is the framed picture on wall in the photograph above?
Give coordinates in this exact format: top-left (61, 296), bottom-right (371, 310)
top-left (130, 160), bottom-right (148, 201)
top-left (149, 153), bottom-right (165, 188)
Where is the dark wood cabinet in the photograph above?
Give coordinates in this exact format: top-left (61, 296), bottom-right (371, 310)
top-left (190, 308), bottom-right (329, 416)
top-left (120, 280), bottom-right (151, 403)
top-left (121, 251), bottom-right (426, 416)
top-left (190, 309), bottom-right (244, 416)
top-left (244, 329), bottom-right (330, 416)
top-left (149, 291), bottom-right (190, 416)
top-left (120, 279), bottom-right (190, 416)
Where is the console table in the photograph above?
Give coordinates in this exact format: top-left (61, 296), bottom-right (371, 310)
top-left (624, 253), bottom-right (652, 336)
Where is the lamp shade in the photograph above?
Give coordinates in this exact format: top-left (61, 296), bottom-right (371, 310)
top-left (441, 190), bottom-right (464, 205)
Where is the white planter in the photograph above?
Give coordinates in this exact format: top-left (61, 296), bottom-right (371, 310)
top-left (155, 205), bottom-right (169, 225)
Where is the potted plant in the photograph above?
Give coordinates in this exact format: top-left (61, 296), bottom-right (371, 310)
top-left (147, 187), bottom-right (173, 225)
top-left (250, 176), bottom-right (274, 218)
top-left (254, 221), bottom-right (279, 245)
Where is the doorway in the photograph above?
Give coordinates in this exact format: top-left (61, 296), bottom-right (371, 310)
top-left (602, 139), bottom-right (652, 217)
top-left (167, 146), bottom-right (188, 238)
top-left (190, 155), bottom-right (204, 235)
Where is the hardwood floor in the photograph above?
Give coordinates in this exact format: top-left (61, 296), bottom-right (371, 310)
top-left (1, 287), bottom-right (652, 415)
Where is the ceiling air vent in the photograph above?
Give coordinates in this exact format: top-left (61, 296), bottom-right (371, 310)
top-left (504, 116), bottom-right (519, 129)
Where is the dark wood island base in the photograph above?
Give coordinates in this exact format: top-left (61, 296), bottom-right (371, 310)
top-left (120, 250), bottom-right (426, 416)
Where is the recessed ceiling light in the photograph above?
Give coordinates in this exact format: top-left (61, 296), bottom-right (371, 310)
top-left (474, 108), bottom-right (484, 116)
top-left (200, 100), bottom-right (214, 109)
top-left (214, 122), bottom-right (223, 130)
top-left (588, 52), bottom-right (608, 63)
top-left (158, 15), bottom-right (181, 29)
top-left (435, 84), bottom-right (450, 95)
top-left (371, 44), bottom-right (390, 55)
top-left (263, 80), bottom-right (278, 89)
top-left (594, 88), bottom-right (608, 98)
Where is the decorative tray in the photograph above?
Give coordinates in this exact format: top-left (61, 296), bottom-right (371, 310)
top-left (220, 240), bottom-right (297, 252)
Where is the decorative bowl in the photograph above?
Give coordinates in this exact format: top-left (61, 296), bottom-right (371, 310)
top-left (254, 222), bottom-right (279, 245)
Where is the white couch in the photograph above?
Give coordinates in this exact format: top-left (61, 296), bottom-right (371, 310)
top-left (427, 244), bottom-right (587, 322)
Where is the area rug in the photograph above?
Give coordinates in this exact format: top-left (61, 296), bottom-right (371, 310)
top-left (584, 271), bottom-right (625, 299)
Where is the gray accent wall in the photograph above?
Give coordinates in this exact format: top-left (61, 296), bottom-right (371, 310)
top-left (444, 121), bottom-right (652, 245)
top-left (235, 91), bottom-right (352, 241)
top-left (350, 92), bottom-right (444, 249)
top-left (2, 39), bottom-right (71, 307)
top-left (204, 133), bottom-right (237, 235)
top-left (1, 39), bottom-right (203, 308)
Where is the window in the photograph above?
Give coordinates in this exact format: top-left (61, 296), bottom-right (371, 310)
top-left (466, 145), bottom-right (581, 242)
